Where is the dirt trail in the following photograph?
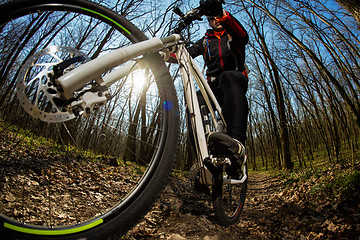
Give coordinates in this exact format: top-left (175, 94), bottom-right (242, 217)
top-left (124, 173), bottom-right (302, 239)
top-left (125, 171), bottom-right (359, 239)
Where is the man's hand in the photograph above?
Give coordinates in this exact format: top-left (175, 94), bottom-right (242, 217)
top-left (199, 0), bottom-right (223, 17)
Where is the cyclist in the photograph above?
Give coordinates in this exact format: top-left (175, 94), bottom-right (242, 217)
top-left (189, 0), bottom-right (249, 178)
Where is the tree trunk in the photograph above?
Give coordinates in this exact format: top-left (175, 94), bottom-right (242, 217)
top-left (243, 2), bottom-right (293, 170)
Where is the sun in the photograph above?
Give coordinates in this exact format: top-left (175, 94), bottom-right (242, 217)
top-left (130, 69), bottom-right (147, 92)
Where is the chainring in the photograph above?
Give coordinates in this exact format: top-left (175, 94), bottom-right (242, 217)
top-left (16, 46), bottom-right (90, 123)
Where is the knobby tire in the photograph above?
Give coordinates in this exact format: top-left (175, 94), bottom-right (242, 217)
top-left (212, 163), bottom-right (248, 226)
top-left (0, 0), bottom-right (179, 239)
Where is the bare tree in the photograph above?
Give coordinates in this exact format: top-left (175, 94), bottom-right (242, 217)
top-left (335, 0), bottom-right (360, 26)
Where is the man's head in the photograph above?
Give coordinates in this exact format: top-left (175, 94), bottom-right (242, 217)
top-left (208, 17), bottom-right (224, 31)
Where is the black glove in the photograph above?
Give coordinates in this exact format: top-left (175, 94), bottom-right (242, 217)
top-left (199, 0), bottom-right (223, 17)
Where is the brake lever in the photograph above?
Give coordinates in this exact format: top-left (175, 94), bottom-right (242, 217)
top-left (183, 7), bottom-right (203, 23)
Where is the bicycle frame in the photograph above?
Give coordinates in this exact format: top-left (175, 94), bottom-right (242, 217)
top-left (174, 43), bottom-right (223, 185)
top-left (55, 34), bottom-right (247, 185)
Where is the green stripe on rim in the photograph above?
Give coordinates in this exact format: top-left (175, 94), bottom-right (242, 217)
top-left (81, 7), bottom-right (131, 35)
top-left (4, 219), bottom-right (103, 236)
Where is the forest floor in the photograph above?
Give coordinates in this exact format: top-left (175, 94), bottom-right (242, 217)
top-left (125, 166), bottom-right (360, 240)
top-left (1, 125), bottom-right (359, 239)
top-left (1, 124), bottom-right (359, 239)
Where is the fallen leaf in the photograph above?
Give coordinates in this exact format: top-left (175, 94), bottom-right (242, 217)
top-left (5, 193), bottom-right (16, 202)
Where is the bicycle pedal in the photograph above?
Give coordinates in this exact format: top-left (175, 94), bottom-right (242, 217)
top-left (211, 155), bottom-right (231, 168)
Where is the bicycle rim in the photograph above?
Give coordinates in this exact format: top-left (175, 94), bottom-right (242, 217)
top-left (0, 0), bottom-right (178, 239)
top-left (212, 170), bottom-right (247, 225)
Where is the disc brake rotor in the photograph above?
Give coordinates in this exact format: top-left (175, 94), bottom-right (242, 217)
top-left (16, 46), bottom-right (90, 123)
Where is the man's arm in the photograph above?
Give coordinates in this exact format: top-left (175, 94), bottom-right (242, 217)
top-left (187, 37), bottom-right (206, 59)
top-left (216, 10), bottom-right (248, 42)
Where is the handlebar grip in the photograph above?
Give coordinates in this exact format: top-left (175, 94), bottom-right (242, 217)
top-left (173, 7), bottom-right (184, 17)
top-left (172, 6), bottom-right (203, 34)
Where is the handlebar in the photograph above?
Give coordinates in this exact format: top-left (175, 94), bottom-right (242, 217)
top-left (173, 6), bottom-right (203, 34)
top-left (173, 7), bottom-right (185, 18)
top-left (172, 0), bottom-right (226, 34)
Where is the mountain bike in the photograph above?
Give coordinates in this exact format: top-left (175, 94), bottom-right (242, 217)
top-left (0, 0), bottom-right (248, 239)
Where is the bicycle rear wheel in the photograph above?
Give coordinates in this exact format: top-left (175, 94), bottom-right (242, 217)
top-left (212, 162), bottom-right (248, 226)
top-left (0, 0), bottom-right (179, 239)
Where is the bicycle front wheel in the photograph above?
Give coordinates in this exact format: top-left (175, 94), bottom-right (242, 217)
top-left (0, 0), bottom-right (179, 239)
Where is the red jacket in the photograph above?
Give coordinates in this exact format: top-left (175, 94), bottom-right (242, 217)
top-left (188, 11), bottom-right (248, 78)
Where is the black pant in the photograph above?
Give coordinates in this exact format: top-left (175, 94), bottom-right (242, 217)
top-left (198, 70), bottom-right (248, 144)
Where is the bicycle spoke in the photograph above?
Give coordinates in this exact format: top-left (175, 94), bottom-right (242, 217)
top-left (0, 1), bottom-right (178, 238)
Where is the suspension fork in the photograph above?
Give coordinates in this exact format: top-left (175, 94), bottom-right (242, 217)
top-left (55, 35), bottom-right (181, 100)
